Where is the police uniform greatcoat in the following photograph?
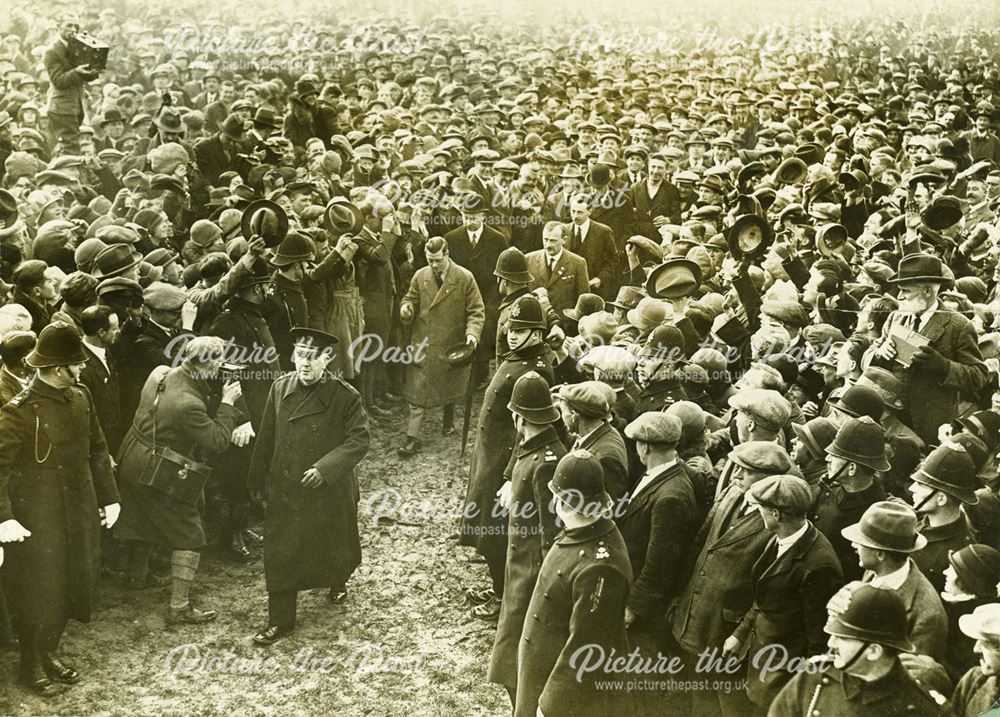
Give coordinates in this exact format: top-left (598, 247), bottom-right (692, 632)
top-left (488, 426), bottom-right (565, 690)
top-left (248, 372), bottom-right (370, 593)
top-left (515, 516), bottom-right (632, 717)
top-left (459, 343), bottom-right (554, 563)
top-left (0, 376), bottom-right (118, 625)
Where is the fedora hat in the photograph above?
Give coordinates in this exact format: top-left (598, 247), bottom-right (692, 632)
top-left (563, 293), bottom-right (605, 322)
top-left (921, 195), bottom-right (963, 231)
top-left (153, 107), bottom-right (184, 133)
top-left (25, 321), bottom-right (88, 368)
top-left (726, 214), bottom-right (773, 260)
top-left (607, 285), bottom-right (646, 312)
top-left (841, 500), bottom-right (927, 553)
top-left (891, 252), bottom-right (952, 285)
top-left (91, 243), bottom-right (143, 279)
top-left (791, 416), bottom-right (837, 461)
top-left (444, 340), bottom-right (477, 367)
top-left (323, 199), bottom-right (365, 236)
top-left (627, 297), bottom-right (669, 332)
top-left (857, 367), bottom-right (905, 411)
top-left (774, 156), bottom-right (808, 184)
top-left (0, 189), bottom-right (17, 229)
top-left (241, 199), bottom-right (288, 248)
top-left (645, 258), bottom-right (702, 300)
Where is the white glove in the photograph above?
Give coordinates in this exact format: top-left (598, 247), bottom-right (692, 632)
top-left (231, 422), bottom-right (256, 448)
top-left (101, 503), bottom-right (121, 529)
top-left (0, 519), bottom-right (31, 542)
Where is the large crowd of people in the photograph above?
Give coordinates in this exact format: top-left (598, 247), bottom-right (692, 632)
top-left (1, 1), bottom-right (1000, 715)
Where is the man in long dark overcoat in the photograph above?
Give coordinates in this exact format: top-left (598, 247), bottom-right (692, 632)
top-left (0, 322), bottom-right (119, 696)
top-left (248, 328), bottom-right (370, 645)
top-left (459, 294), bottom-right (553, 617)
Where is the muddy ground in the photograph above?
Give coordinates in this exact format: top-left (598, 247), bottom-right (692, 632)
top-left (0, 401), bottom-right (510, 717)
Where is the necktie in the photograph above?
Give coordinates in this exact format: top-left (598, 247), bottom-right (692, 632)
top-left (433, 271), bottom-right (443, 287)
top-left (574, 226), bottom-right (582, 248)
top-left (469, 231), bottom-right (477, 247)
top-left (548, 257), bottom-right (557, 278)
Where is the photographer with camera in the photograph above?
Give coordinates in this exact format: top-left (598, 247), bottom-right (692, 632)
top-left (44, 16), bottom-right (101, 155)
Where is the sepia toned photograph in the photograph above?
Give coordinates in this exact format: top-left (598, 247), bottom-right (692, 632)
top-left (0, 0), bottom-right (999, 715)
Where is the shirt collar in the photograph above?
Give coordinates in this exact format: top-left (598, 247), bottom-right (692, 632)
top-left (870, 559), bottom-right (910, 590)
top-left (776, 521), bottom-right (810, 551)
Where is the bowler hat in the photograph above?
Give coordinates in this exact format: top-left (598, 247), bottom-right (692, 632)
top-left (508, 371), bottom-right (559, 423)
top-left (241, 199), bottom-right (288, 248)
top-left (828, 384), bottom-right (885, 422)
top-left (841, 500), bottom-right (927, 553)
top-left (824, 583), bottom-right (914, 652)
top-left (791, 417), bottom-right (837, 461)
top-left (25, 321), bottom-right (88, 368)
top-left (949, 545), bottom-right (1000, 598)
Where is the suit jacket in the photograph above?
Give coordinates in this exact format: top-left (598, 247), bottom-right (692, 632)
top-left (194, 133), bottom-right (237, 186)
top-left (525, 249), bottom-right (589, 318)
top-left (876, 309), bottom-right (989, 444)
top-left (573, 422), bottom-right (629, 502)
top-left (672, 483), bottom-right (773, 654)
top-left (616, 461), bottom-right (697, 626)
top-left (43, 40), bottom-right (90, 117)
top-left (732, 524), bottom-right (844, 706)
top-left (862, 559), bottom-right (949, 661)
top-left (445, 225), bottom-right (507, 357)
top-left (629, 179), bottom-right (682, 240)
top-left (79, 342), bottom-right (123, 454)
top-left (564, 220), bottom-right (620, 300)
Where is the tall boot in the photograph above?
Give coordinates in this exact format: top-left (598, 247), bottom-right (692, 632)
top-left (166, 550), bottom-right (216, 624)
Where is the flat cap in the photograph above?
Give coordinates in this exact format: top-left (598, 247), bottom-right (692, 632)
top-left (730, 440), bottom-right (793, 474)
top-left (625, 412), bottom-right (683, 445)
top-left (728, 389), bottom-right (791, 432)
top-left (142, 281), bottom-right (187, 311)
top-left (746, 474), bottom-right (813, 516)
top-left (556, 381), bottom-right (616, 418)
top-left (762, 300), bottom-right (811, 329)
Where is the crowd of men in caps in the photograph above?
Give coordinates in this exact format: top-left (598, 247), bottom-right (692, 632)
top-left (1, 5), bottom-right (1000, 716)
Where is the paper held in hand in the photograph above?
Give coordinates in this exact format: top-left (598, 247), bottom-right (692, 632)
top-left (889, 322), bottom-right (930, 367)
